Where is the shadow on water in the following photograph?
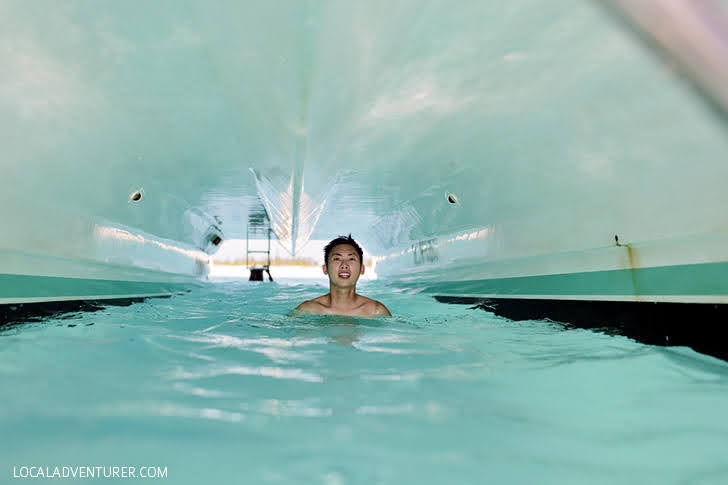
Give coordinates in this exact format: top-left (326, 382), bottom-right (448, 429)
top-left (291, 314), bottom-right (390, 326)
top-left (0, 296), bottom-right (173, 331)
top-left (286, 314), bottom-right (392, 347)
top-left (435, 296), bottom-right (728, 362)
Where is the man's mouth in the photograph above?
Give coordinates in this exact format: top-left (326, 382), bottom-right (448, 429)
top-left (338, 272), bottom-right (351, 279)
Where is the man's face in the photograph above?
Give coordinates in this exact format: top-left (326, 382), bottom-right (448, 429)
top-left (323, 244), bottom-right (364, 288)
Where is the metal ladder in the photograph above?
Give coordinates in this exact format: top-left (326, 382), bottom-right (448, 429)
top-left (245, 211), bottom-right (273, 281)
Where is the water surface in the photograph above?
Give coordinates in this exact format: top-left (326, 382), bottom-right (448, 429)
top-left (1, 280), bottom-right (727, 484)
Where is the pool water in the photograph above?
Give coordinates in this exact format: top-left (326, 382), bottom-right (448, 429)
top-left (2, 280), bottom-right (728, 484)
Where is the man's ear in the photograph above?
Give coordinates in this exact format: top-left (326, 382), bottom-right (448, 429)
top-left (322, 264), bottom-right (328, 275)
top-left (360, 264), bottom-right (366, 275)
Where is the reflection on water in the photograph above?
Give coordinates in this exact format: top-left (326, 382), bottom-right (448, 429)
top-left (1, 280), bottom-right (728, 484)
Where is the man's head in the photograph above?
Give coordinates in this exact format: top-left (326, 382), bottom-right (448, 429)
top-left (323, 235), bottom-right (365, 287)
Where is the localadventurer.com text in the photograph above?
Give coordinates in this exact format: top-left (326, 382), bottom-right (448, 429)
top-left (12, 466), bottom-right (167, 480)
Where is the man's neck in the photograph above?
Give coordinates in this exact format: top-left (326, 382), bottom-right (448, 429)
top-left (328, 285), bottom-right (358, 308)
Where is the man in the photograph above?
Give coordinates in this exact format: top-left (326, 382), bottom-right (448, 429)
top-left (294, 235), bottom-right (391, 317)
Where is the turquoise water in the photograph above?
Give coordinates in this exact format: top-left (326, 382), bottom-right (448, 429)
top-left (2, 280), bottom-right (728, 484)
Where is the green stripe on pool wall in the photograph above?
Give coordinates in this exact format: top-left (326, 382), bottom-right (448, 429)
top-left (419, 261), bottom-right (728, 296)
top-left (0, 274), bottom-right (193, 299)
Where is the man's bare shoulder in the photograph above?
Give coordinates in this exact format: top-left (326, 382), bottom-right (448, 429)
top-left (293, 295), bottom-right (330, 314)
top-left (292, 294), bottom-right (390, 317)
top-left (358, 295), bottom-right (392, 316)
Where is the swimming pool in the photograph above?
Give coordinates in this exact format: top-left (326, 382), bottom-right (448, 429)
top-left (2, 280), bottom-right (727, 484)
top-left (5, 0), bottom-right (728, 310)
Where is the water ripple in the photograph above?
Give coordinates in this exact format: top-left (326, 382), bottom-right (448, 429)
top-left (170, 364), bottom-right (324, 383)
top-left (173, 333), bottom-right (327, 363)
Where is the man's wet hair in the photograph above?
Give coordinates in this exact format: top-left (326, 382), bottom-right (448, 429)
top-left (324, 235), bottom-right (363, 266)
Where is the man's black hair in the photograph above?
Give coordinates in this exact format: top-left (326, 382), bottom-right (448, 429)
top-left (324, 235), bottom-right (363, 266)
